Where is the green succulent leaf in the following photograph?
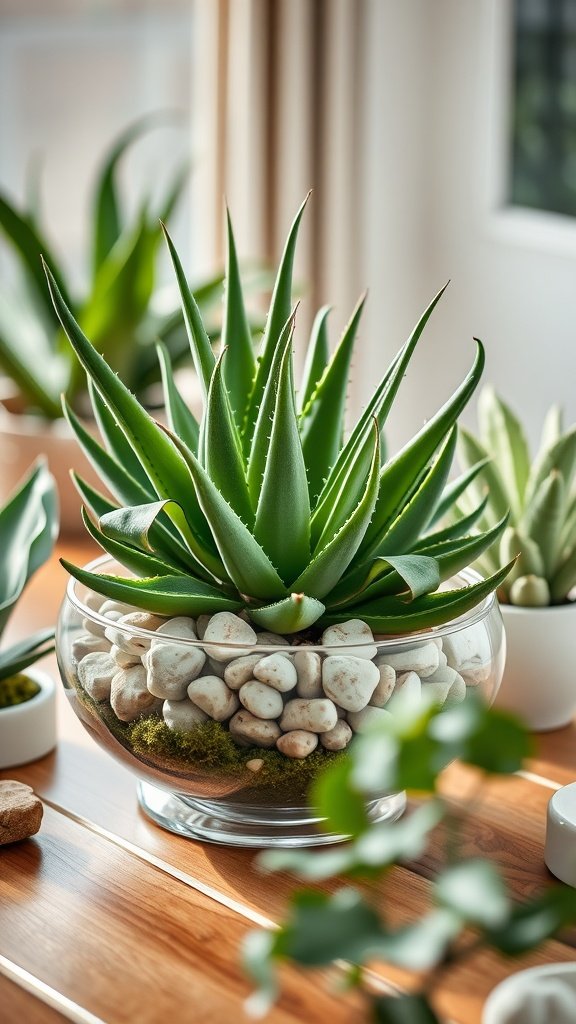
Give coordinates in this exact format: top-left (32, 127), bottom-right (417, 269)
top-left (418, 496), bottom-right (490, 548)
top-left (372, 995), bottom-right (442, 1024)
top-left (300, 293), bottom-right (366, 501)
top-left (155, 342), bottom-right (200, 455)
top-left (88, 379), bottom-right (155, 493)
top-left (429, 458), bottom-right (490, 527)
top-left (61, 560), bottom-right (242, 617)
top-left (298, 305), bottom-right (330, 412)
top-left (221, 209), bottom-right (257, 428)
top-left (485, 886), bottom-right (576, 955)
top-left (249, 594), bottom-right (325, 633)
top-left (0, 628), bottom-right (55, 683)
top-left (82, 507), bottom-right (187, 580)
top-left (327, 554), bottom-right (440, 608)
top-left (205, 351), bottom-right (253, 525)
top-left (311, 757), bottom-right (370, 838)
top-left (247, 311), bottom-right (296, 504)
top-left (161, 223), bottom-right (216, 398)
top-left (0, 294), bottom-right (64, 418)
top-left (254, 342), bottom-right (310, 580)
top-left (457, 427), bottom-right (509, 527)
top-left (291, 423), bottom-right (380, 599)
top-left (523, 471), bottom-right (565, 578)
top-left (524, 426), bottom-right (576, 511)
top-left (478, 386), bottom-right (530, 520)
top-left (243, 193), bottom-right (310, 447)
top-left (435, 859), bottom-right (509, 928)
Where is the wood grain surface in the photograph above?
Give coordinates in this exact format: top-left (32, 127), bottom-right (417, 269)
top-left (1, 541), bottom-right (576, 1024)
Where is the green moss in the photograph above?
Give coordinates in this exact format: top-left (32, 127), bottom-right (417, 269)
top-left (0, 673), bottom-right (41, 708)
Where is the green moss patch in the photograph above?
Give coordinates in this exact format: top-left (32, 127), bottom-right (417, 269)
top-left (0, 673), bottom-right (41, 708)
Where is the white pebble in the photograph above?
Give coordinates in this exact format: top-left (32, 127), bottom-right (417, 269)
top-left (224, 654), bottom-right (262, 690)
top-left (187, 676), bottom-right (240, 720)
top-left (444, 673), bottom-right (467, 707)
top-left (144, 642), bottom-right (206, 700)
top-left (229, 710), bottom-right (281, 748)
top-left (253, 653), bottom-right (297, 692)
top-left (84, 591), bottom-right (105, 613)
top-left (370, 663), bottom-right (396, 707)
top-left (276, 730), bottom-right (318, 759)
top-left (280, 698), bottom-right (338, 733)
top-left (77, 652), bottom-right (116, 701)
top-left (110, 665), bottom-right (161, 722)
top-left (322, 619), bottom-right (377, 660)
top-left (442, 625), bottom-right (491, 686)
top-left (105, 612), bottom-right (165, 656)
top-left (155, 616), bottom-right (197, 640)
top-left (348, 706), bottom-right (392, 733)
top-left (196, 614), bottom-right (211, 639)
top-left (100, 599), bottom-right (136, 618)
top-left (110, 645), bottom-right (141, 669)
top-left (320, 720), bottom-right (353, 751)
top-left (239, 680), bottom-right (284, 720)
top-left (322, 656), bottom-right (380, 712)
top-left (72, 633), bottom-right (110, 661)
top-left (377, 642), bottom-right (439, 678)
top-left (163, 699), bottom-right (208, 731)
top-left (256, 631), bottom-right (289, 646)
top-left (294, 650), bottom-right (323, 698)
top-left (203, 611), bottom-right (258, 662)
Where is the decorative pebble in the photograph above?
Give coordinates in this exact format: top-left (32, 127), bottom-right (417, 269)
top-left (72, 633), bottom-right (110, 661)
top-left (322, 619), bottom-right (377, 660)
top-left (163, 699), bottom-right (208, 731)
top-left (442, 625), bottom-right (491, 686)
top-left (276, 730), bottom-right (318, 758)
top-left (84, 591), bottom-right (105, 613)
top-left (256, 631), bottom-right (290, 646)
top-left (322, 656), bottom-right (380, 712)
top-left (196, 614), bottom-right (211, 640)
top-left (370, 663), bottom-right (396, 707)
top-left (444, 673), bottom-right (467, 708)
top-left (394, 671), bottom-right (422, 703)
top-left (320, 720), bottom-right (353, 751)
top-left (229, 710), bottom-right (281, 748)
top-left (246, 758), bottom-right (264, 772)
top-left (203, 612), bottom-right (258, 662)
top-left (253, 653), bottom-right (297, 692)
top-left (294, 650), bottom-right (323, 698)
top-left (155, 616), bottom-right (197, 641)
top-left (77, 652), bottom-right (116, 701)
top-left (280, 698), bottom-right (338, 733)
top-left (100, 600), bottom-right (136, 619)
top-left (239, 680), bottom-right (284, 720)
top-left (378, 642), bottom-right (439, 678)
top-left (110, 665), bottom-right (161, 722)
top-left (110, 644), bottom-right (140, 669)
top-left (348, 706), bottom-right (392, 733)
top-left (0, 781), bottom-right (43, 845)
top-left (105, 612), bottom-right (165, 657)
top-left (224, 654), bottom-right (262, 690)
top-left (145, 642), bottom-right (206, 700)
top-left (187, 676), bottom-right (239, 721)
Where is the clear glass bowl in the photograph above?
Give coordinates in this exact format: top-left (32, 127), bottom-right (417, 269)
top-left (56, 556), bottom-right (505, 847)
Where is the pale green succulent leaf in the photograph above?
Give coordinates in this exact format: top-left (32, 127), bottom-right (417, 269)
top-left (88, 378), bottom-right (154, 492)
top-left (155, 342), bottom-right (200, 454)
top-left (254, 342), bottom-right (310, 580)
top-left (376, 428), bottom-right (457, 556)
top-left (0, 460), bottom-right (57, 635)
top-left (221, 209), bottom-right (257, 428)
top-left (291, 425), bottom-right (380, 599)
top-left (457, 427), bottom-right (509, 525)
top-left (247, 312), bottom-right (295, 504)
top-left (525, 427), bottom-right (576, 511)
top-left (162, 425), bottom-right (287, 600)
top-left (311, 282), bottom-right (449, 545)
top-left (360, 341), bottom-right (486, 560)
top-left (82, 507), bottom-right (187, 580)
top-left (0, 628), bottom-right (54, 683)
top-left (321, 560), bottom-right (515, 632)
top-left (298, 305), bottom-right (330, 412)
top-left (0, 294), bottom-right (63, 418)
top-left (430, 458), bottom-right (490, 527)
top-left (499, 527), bottom-right (544, 590)
top-left (205, 351), bottom-right (253, 525)
top-left (61, 560), bottom-right (243, 617)
top-left (300, 293), bottom-right (366, 501)
top-left (243, 193), bottom-right (310, 446)
top-left (478, 386), bottom-right (530, 519)
top-left (161, 223), bottom-right (215, 398)
top-left (551, 545), bottom-right (576, 602)
top-left (538, 404), bottom-right (564, 460)
top-left (523, 471), bottom-right (565, 578)
top-left (249, 594), bottom-right (325, 633)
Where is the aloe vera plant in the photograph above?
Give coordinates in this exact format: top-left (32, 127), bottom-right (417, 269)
top-left (0, 460), bottom-right (58, 686)
top-left (0, 117), bottom-right (225, 418)
top-left (458, 388), bottom-right (576, 606)
top-left (44, 198), bottom-right (511, 635)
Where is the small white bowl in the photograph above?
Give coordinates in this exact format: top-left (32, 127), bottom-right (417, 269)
top-left (0, 669), bottom-right (57, 769)
top-left (483, 963), bottom-right (576, 1023)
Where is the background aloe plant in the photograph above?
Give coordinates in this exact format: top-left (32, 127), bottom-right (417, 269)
top-left (457, 388), bottom-right (576, 606)
top-left (44, 196), bottom-right (511, 635)
top-left (0, 460), bottom-right (58, 684)
top-left (0, 116), bottom-right (226, 418)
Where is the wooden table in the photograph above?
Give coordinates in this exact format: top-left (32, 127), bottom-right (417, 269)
top-left (1, 540), bottom-right (576, 1024)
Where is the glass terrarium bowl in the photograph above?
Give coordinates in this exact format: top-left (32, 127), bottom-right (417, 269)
top-left (56, 555), bottom-right (505, 848)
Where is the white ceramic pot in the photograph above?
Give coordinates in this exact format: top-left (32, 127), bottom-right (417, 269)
top-left (496, 603), bottom-right (576, 731)
top-left (0, 669), bottom-right (57, 769)
top-left (0, 406), bottom-right (100, 534)
top-left (483, 963), bottom-right (576, 1023)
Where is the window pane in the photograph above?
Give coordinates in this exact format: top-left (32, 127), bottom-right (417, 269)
top-left (509, 0), bottom-right (576, 217)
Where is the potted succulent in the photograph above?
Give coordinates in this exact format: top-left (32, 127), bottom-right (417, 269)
top-left (457, 388), bottom-right (576, 730)
top-left (0, 117), bottom-right (225, 531)
top-left (0, 459), bottom-right (59, 769)
top-left (47, 197), bottom-right (512, 845)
